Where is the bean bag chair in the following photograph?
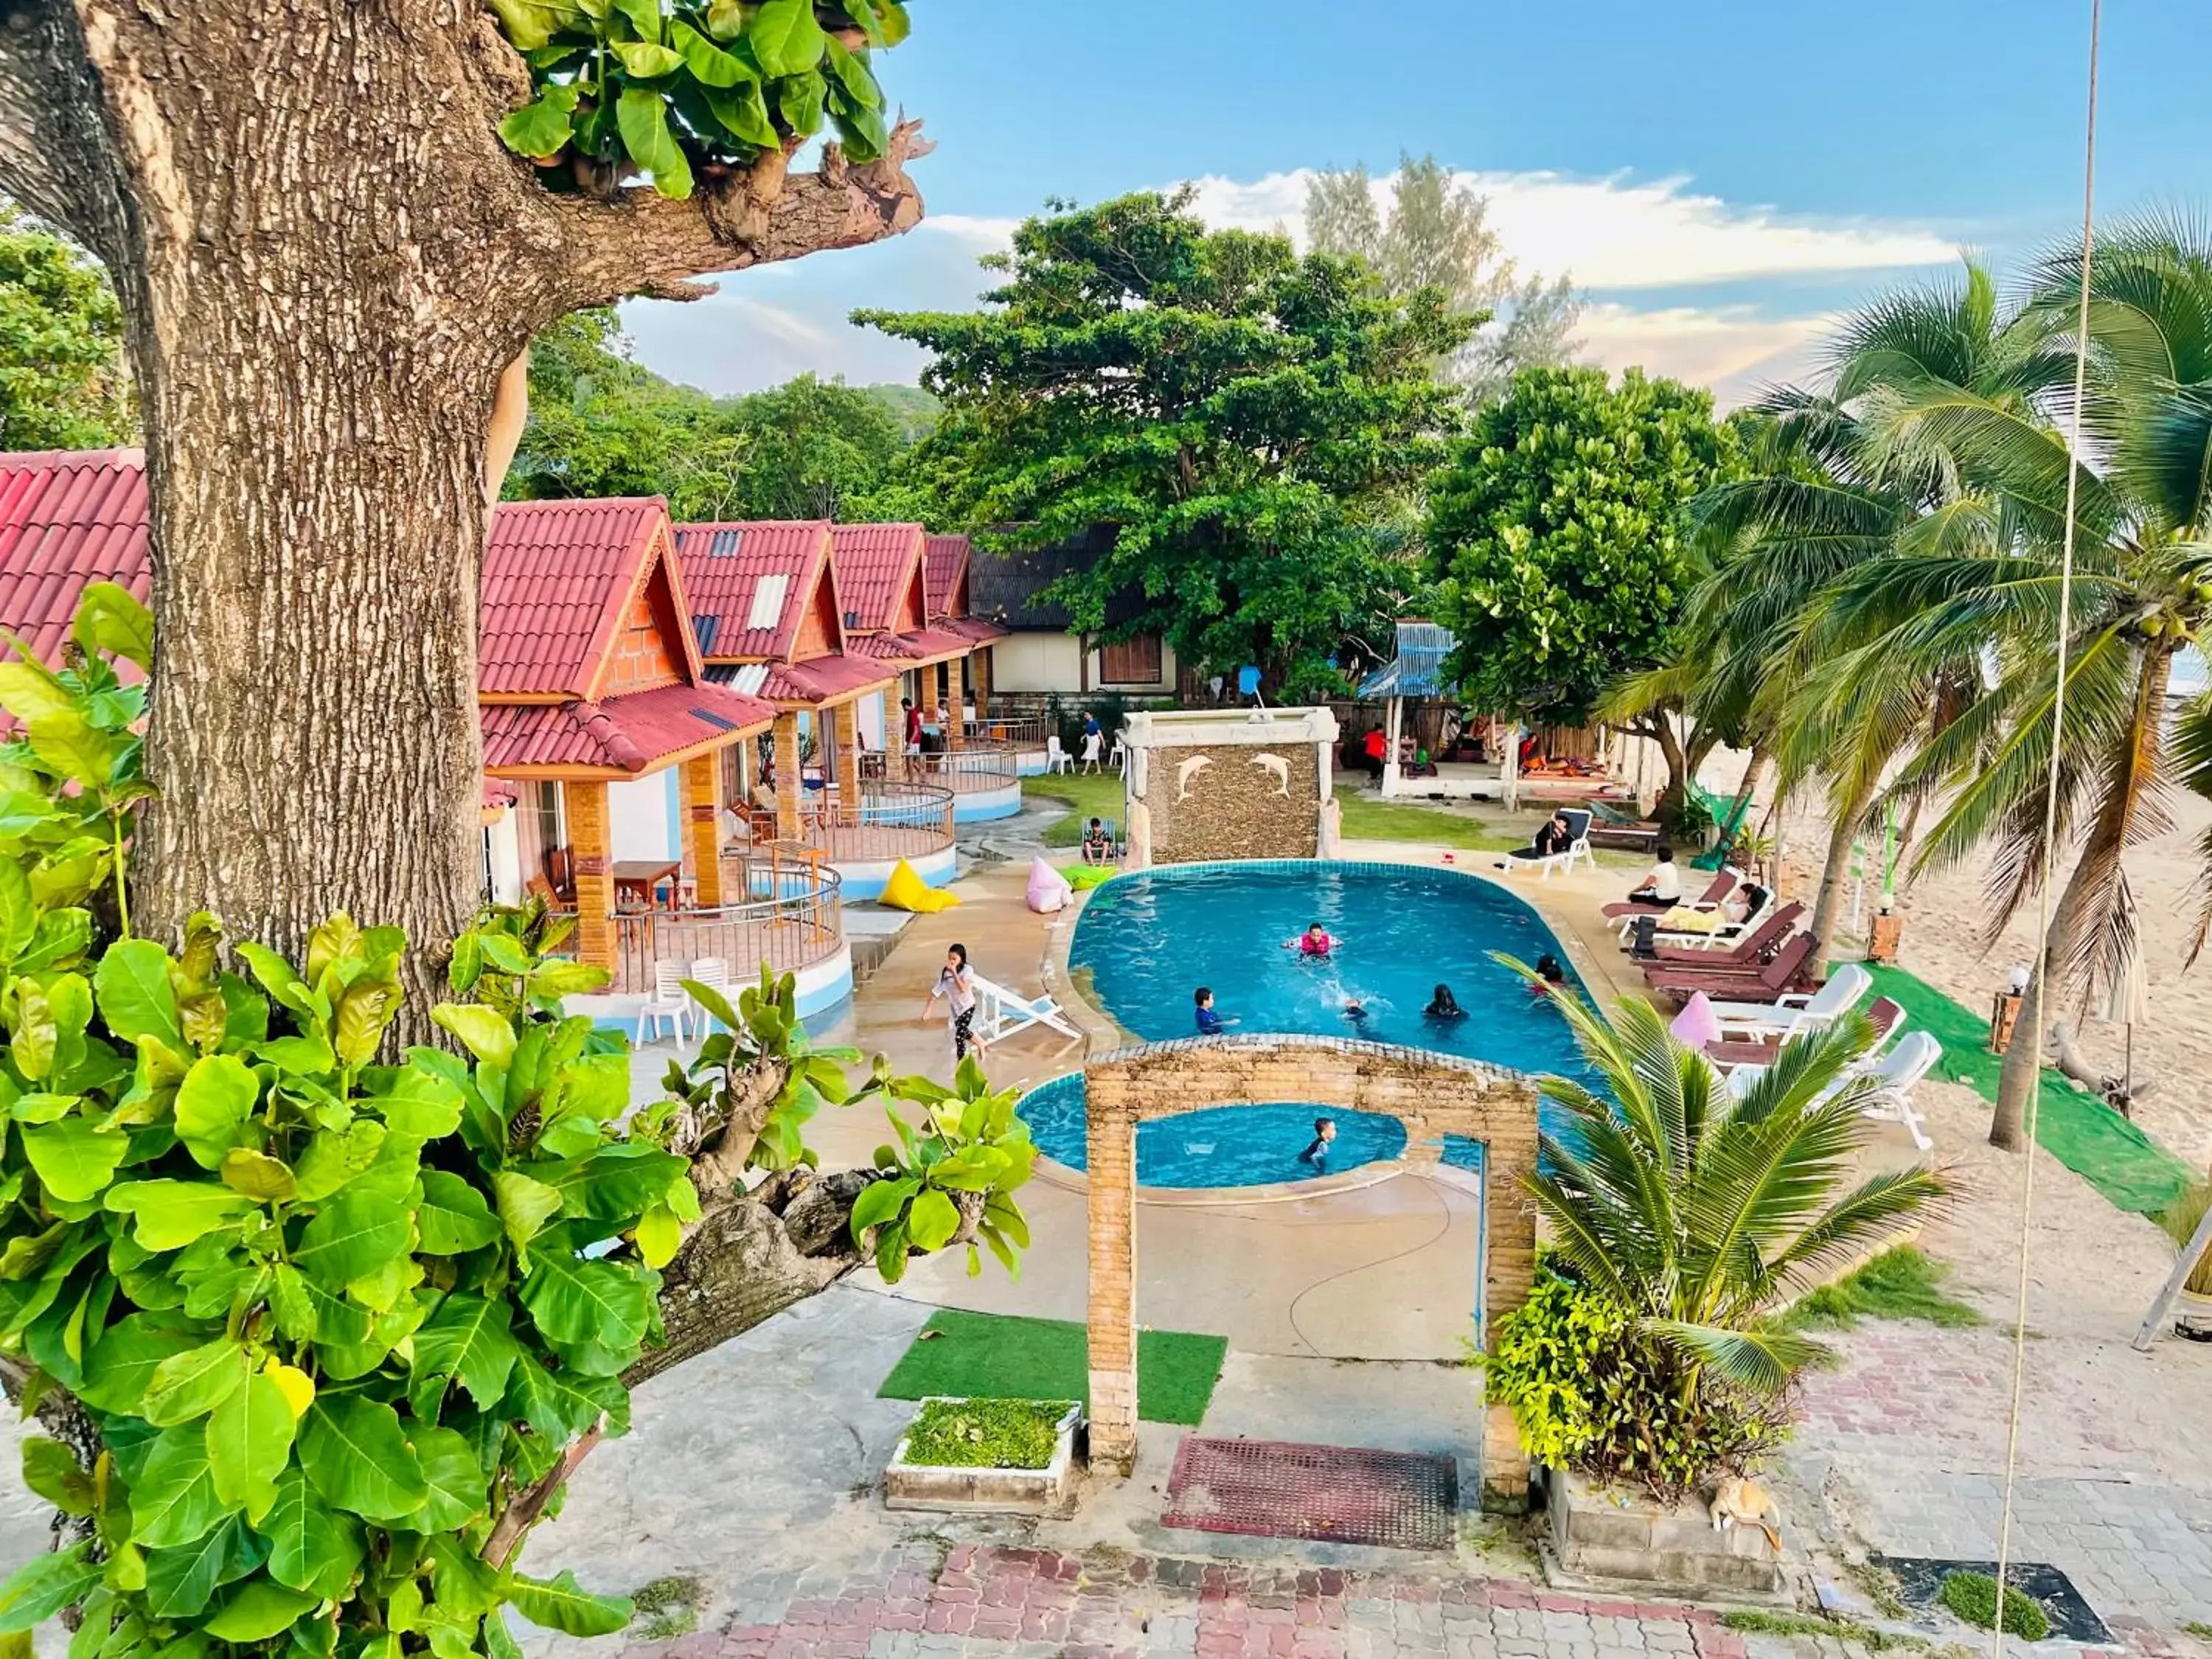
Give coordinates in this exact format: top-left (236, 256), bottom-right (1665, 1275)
top-left (880, 858), bottom-right (960, 914)
top-left (1062, 864), bottom-right (1116, 891)
top-left (1670, 990), bottom-right (1722, 1050)
top-left (1026, 856), bottom-right (1074, 914)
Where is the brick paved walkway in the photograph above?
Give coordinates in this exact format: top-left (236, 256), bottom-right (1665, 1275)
top-left (613, 1543), bottom-right (2129, 1659)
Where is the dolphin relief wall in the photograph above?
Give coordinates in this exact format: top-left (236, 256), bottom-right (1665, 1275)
top-left (1121, 707), bottom-right (1343, 866)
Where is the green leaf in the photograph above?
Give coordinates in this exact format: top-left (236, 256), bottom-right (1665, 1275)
top-left (634, 1203), bottom-right (682, 1268)
top-left (206, 1372), bottom-right (295, 1523)
top-left (487, 0), bottom-right (566, 52)
top-left (293, 1188), bottom-right (413, 1285)
top-left (518, 1245), bottom-right (653, 1354)
top-left (21, 1115), bottom-right (126, 1203)
top-left (493, 1171), bottom-right (562, 1252)
top-left (501, 1568), bottom-right (634, 1637)
top-left (173, 1054), bottom-right (259, 1170)
top-left (142, 1513), bottom-right (262, 1620)
top-left (257, 1467), bottom-right (364, 1601)
top-left (670, 19), bottom-right (752, 86)
top-left (297, 1395), bottom-right (426, 1523)
top-left (498, 83), bottom-right (579, 159)
top-left (20, 1438), bottom-right (94, 1516)
top-left (484, 1610), bottom-right (527, 1659)
top-left (431, 1004), bottom-right (515, 1069)
top-left (849, 1175), bottom-right (914, 1239)
top-left (94, 939), bottom-right (183, 1051)
top-left (69, 581), bottom-right (153, 669)
top-left (291, 1121), bottom-right (386, 1203)
top-left (268, 1265), bottom-right (372, 1348)
top-left (104, 1180), bottom-right (250, 1251)
top-left (0, 662), bottom-right (74, 728)
top-left (615, 86), bottom-right (695, 199)
top-left (411, 1426), bottom-right (488, 1531)
top-left (0, 1540), bottom-right (97, 1632)
top-left (374, 1070), bottom-right (464, 1142)
top-left (613, 39), bottom-right (684, 77)
top-left (830, 100), bottom-right (888, 163)
top-left (254, 1033), bottom-right (333, 1077)
top-left (746, 0), bottom-right (825, 75)
top-left (140, 1338), bottom-right (245, 1428)
top-left (905, 1186), bottom-right (960, 1251)
top-left (408, 1291), bottom-right (521, 1418)
top-left (26, 714), bottom-right (116, 790)
top-left (204, 1576), bottom-right (317, 1641)
top-left (219, 1148), bottom-right (296, 1202)
top-left (416, 1169), bottom-right (501, 1255)
top-left (773, 69), bottom-right (824, 136)
top-left (0, 863), bottom-right (34, 966)
top-left (79, 1314), bottom-right (201, 1413)
top-left (131, 1423), bottom-right (226, 1548)
top-left (822, 35), bottom-right (881, 108)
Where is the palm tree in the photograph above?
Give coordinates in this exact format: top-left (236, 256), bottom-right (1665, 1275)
top-left (1516, 970), bottom-right (1948, 1393)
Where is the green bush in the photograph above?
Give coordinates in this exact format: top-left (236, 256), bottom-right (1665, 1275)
top-left (902, 1397), bottom-right (1074, 1470)
top-left (1938, 1571), bottom-right (2050, 1641)
top-left (1476, 1268), bottom-right (1790, 1503)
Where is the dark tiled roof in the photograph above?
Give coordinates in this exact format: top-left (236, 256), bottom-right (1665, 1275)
top-left (480, 497), bottom-right (676, 698)
top-left (829, 522), bottom-right (925, 632)
top-left (479, 682), bottom-right (774, 773)
top-left (967, 524), bottom-right (1149, 630)
top-left (922, 533), bottom-right (970, 619)
top-left (673, 520), bottom-right (836, 661)
top-left (0, 449), bottom-right (151, 673)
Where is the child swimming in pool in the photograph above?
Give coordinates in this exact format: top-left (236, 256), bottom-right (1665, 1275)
top-left (1293, 922), bottom-right (1335, 957)
top-left (1424, 984), bottom-right (1464, 1019)
top-left (1297, 1116), bottom-right (1338, 1170)
top-left (1528, 954), bottom-right (1568, 998)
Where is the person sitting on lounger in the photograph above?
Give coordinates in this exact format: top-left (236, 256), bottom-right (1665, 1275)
top-left (1626, 844), bottom-right (1683, 908)
top-left (1081, 817), bottom-right (1113, 865)
top-left (1499, 812), bottom-right (1574, 869)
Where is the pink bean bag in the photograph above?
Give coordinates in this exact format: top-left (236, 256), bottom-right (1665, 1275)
top-left (1026, 856), bottom-right (1074, 914)
top-left (1671, 990), bottom-right (1722, 1050)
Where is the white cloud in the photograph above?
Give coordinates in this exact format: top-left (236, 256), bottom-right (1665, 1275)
top-left (1180, 167), bottom-right (1958, 290)
top-left (1571, 302), bottom-right (1836, 409)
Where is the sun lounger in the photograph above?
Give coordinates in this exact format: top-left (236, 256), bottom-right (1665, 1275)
top-left (967, 973), bottom-right (1084, 1049)
top-left (1705, 962), bottom-right (1872, 1038)
top-left (1625, 892), bottom-right (1783, 953)
top-left (1498, 807), bottom-right (1596, 879)
top-left (1723, 1026), bottom-right (1939, 1150)
top-left (1646, 933), bottom-right (1815, 1006)
top-left (1707, 992), bottom-right (1900, 1070)
top-left (1582, 799), bottom-right (1665, 852)
top-left (1632, 902), bottom-right (1801, 966)
top-left (1602, 868), bottom-right (1734, 921)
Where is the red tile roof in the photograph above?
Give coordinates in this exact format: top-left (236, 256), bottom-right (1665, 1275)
top-left (481, 498), bottom-right (684, 698)
top-left (672, 520), bottom-right (836, 660)
top-left (851, 624), bottom-right (980, 667)
top-left (829, 523), bottom-right (925, 632)
top-left (943, 616), bottom-right (1010, 645)
top-left (923, 533), bottom-right (971, 620)
top-left (480, 681), bottom-right (774, 773)
top-left (0, 450), bottom-right (150, 675)
top-left (706, 654), bottom-right (896, 707)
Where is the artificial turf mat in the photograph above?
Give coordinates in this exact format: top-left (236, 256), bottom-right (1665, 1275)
top-left (1865, 964), bottom-right (2193, 1217)
top-left (878, 1308), bottom-right (1228, 1425)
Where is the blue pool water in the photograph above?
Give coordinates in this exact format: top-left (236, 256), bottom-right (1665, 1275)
top-left (1070, 862), bottom-right (1588, 1078)
top-left (1019, 861), bottom-right (1582, 1189)
top-left (1016, 1071), bottom-right (1492, 1189)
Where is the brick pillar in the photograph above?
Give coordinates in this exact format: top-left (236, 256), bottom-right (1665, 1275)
top-left (566, 780), bottom-right (614, 975)
top-left (773, 712), bottom-right (802, 840)
top-left (947, 655), bottom-right (967, 751)
top-left (1085, 1074), bottom-right (1139, 1473)
top-left (880, 686), bottom-right (902, 780)
top-left (683, 753), bottom-right (722, 907)
top-left (972, 647), bottom-right (992, 731)
top-left (835, 700), bottom-right (863, 812)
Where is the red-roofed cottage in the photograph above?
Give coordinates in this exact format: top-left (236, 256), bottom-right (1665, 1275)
top-left (0, 453), bottom-right (851, 1014)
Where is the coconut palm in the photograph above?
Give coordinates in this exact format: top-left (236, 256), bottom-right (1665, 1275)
top-left (1515, 970), bottom-right (1948, 1395)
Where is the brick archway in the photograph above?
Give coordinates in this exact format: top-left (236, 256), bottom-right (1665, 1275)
top-left (1082, 1033), bottom-right (1542, 1512)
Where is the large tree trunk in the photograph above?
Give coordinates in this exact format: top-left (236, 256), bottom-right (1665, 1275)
top-left (0, 0), bottom-right (930, 1003)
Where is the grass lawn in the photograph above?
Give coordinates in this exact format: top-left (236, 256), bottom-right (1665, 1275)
top-left (1332, 787), bottom-right (1534, 854)
top-left (1781, 1245), bottom-right (1981, 1331)
top-left (878, 1307), bottom-right (1227, 1425)
top-left (1023, 772), bottom-right (1124, 847)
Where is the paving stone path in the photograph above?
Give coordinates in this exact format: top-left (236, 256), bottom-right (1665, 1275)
top-left (612, 1544), bottom-right (2131, 1659)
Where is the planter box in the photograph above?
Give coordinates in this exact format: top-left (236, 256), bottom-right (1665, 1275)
top-left (1868, 912), bottom-right (1904, 964)
top-left (883, 1399), bottom-right (1081, 1517)
top-left (1543, 1467), bottom-right (1787, 1601)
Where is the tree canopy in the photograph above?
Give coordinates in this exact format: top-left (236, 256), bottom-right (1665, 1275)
top-left (507, 310), bottom-right (931, 521)
top-left (1428, 364), bottom-right (1738, 724)
top-left (1305, 156), bottom-right (1582, 407)
top-left (859, 189), bottom-right (1472, 692)
top-left (0, 204), bottom-right (131, 450)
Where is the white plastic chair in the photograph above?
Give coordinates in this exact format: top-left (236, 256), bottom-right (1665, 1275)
top-left (1109, 736), bottom-right (1128, 775)
top-left (1046, 735), bottom-right (1072, 774)
top-left (637, 959), bottom-right (691, 1044)
top-left (1857, 1031), bottom-right (1941, 1151)
top-left (1708, 963), bottom-right (1871, 1040)
top-left (1079, 732), bottom-right (1104, 773)
top-left (687, 957), bottom-right (733, 1030)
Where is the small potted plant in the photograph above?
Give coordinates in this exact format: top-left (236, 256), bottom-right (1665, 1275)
top-left (883, 1396), bottom-right (1083, 1516)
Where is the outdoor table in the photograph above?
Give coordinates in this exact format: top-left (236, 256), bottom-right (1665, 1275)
top-left (611, 858), bottom-right (681, 911)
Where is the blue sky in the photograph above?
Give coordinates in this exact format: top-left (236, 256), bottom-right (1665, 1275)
top-left (623, 0), bottom-right (2212, 406)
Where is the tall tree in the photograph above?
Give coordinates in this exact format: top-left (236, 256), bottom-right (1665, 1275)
top-left (0, 202), bottom-right (131, 448)
top-left (858, 189), bottom-right (1472, 690)
top-left (1427, 364), bottom-right (1738, 803)
top-left (1306, 153), bottom-right (1582, 406)
top-left (0, 0), bottom-right (931, 999)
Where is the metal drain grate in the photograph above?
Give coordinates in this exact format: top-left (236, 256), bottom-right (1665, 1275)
top-left (1161, 1436), bottom-right (1457, 1550)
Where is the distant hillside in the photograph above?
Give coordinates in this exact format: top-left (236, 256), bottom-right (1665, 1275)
top-left (860, 381), bottom-right (939, 442)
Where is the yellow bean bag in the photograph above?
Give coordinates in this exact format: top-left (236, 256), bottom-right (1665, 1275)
top-left (880, 858), bottom-right (960, 914)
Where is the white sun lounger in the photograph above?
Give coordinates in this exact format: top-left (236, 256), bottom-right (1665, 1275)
top-left (1705, 963), bottom-right (1872, 1039)
top-left (967, 973), bottom-right (1084, 1050)
top-left (1725, 1028), bottom-right (1941, 1152)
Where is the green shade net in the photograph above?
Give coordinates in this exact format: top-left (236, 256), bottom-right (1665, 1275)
top-left (878, 1308), bottom-right (1227, 1425)
top-left (1865, 964), bottom-right (2193, 1216)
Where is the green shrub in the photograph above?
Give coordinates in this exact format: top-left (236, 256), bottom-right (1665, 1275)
top-left (1938, 1571), bottom-right (2050, 1641)
top-left (1476, 1268), bottom-right (1790, 1503)
top-left (902, 1397), bottom-right (1074, 1470)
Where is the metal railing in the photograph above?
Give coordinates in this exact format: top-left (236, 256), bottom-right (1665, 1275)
top-left (604, 863), bottom-right (846, 996)
top-left (734, 777), bottom-right (957, 867)
top-left (964, 714), bottom-right (1048, 751)
top-left (905, 745), bottom-right (1019, 795)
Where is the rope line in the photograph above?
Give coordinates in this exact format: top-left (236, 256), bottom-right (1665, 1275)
top-left (1989, 4), bottom-right (2100, 1654)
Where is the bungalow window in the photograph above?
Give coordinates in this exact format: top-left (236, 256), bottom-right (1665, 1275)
top-left (1099, 633), bottom-right (1162, 686)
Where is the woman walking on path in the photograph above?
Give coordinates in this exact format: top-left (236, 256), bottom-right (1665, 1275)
top-left (921, 943), bottom-right (986, 1063)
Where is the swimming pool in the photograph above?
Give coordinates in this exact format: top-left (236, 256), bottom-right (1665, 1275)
top-left (1069, 860), bottom-right (1588, 1079)
top-left (1015, 1071), bottom-right (1489, 1190)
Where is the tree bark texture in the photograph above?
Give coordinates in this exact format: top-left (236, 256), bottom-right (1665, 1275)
top-left (1809, 773), bottom-right (1878, 967)
top-left (0, 0), bottom-right (931, 990)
